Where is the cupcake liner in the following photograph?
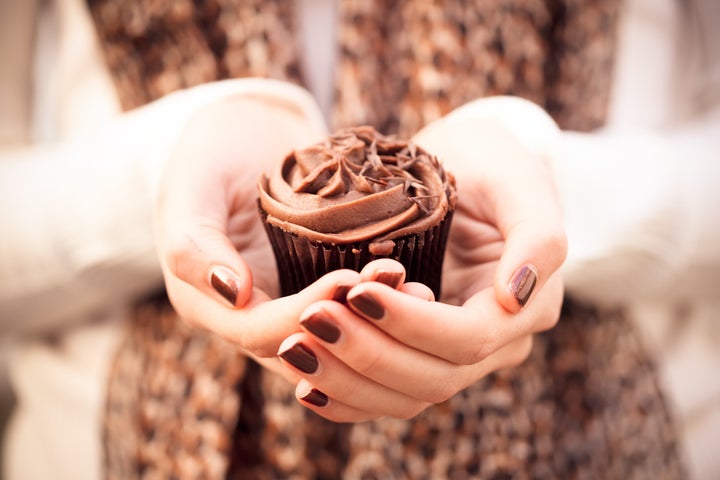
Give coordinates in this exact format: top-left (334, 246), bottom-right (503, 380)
top-left (259, 206), bottom-right (454, 299)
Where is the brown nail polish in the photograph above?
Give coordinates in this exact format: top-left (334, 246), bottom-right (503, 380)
top-left (301, 388), bottom-right (329, 407)
top-left (210, 266), bottom-right (239, 306)
top-left (374, 270), bottom-right (403, 289)
top-left (331, 284), bottom-right (352, 304)
top-left (279, 343), bottom-right (319, 374)
top-left (301, 311), bottom-right (341, 343)
top-left (348, 291), bottom-right (384, 320)
top-left (509, 265), bottom-right (537, 308)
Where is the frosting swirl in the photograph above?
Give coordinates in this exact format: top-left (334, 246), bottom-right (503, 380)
top-left (258, 126), bottom-right (456, 252)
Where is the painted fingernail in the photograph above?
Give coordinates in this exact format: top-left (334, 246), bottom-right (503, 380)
top-left (509, 264), bottom-right (537, 308)
top-left (210, 266), bottom-right (240, 306)
top-left (279, 343), bottom-right (319, 374)
top-left (347, 291), bottom-right (384, 320)
top-left (331, 283), bottom-right (353, 304)
top-left (374, 270), bottom-right (403, 289)
top-left (301, 311), bottom-right (341, 344)
top-left (300, 388), bottom-right (329, 407)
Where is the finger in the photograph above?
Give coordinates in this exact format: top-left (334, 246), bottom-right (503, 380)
top-left (483, 334), bottom-right (535, 371)
top-left (294, 380), bottom-right (379, 423)
top-left (252, 356), bottom-right (300, 385)
top-left (277, 333), bottom-right (429, 419)
top-left (225, 269), bottom-right (363, 357)
top-left (344, 273), bottom-right (563, 365)
top-left (495, 222), bottom-right (567, 314)
top-left (156, 140), bottom-right (256, 308)
top-left (156, 97), bottom-right (324, 309)
top-left (358, 258), bottom-right (406, 289)
top-left (414, 118), bottom-right (567, 312)
top-left (399, 282), bottom-right (435, 301)
top-left (484, 148), bottom-right (567, 313)
top-left (165, 268), bottom-right (362, 358)
top-left (160, 219), bottom-right (255, 309)
top-left (297, 301), bottom-right (534, 407)
top-left (358, 259), bottom-right (433, 300)
top-left (293, 332), bottom-right (529, 422)
top-left (299, 300), bottom-right (466, 404)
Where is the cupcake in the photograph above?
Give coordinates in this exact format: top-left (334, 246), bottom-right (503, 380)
top-left (257, 126), bottom-right (456, 298)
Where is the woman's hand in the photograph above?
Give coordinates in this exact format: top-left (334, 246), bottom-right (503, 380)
top-left (280, 263), bottom-right (562, 421)
top-left (278, 110), bottom-right (567, 421)
top-left (155, 95), bottom-right (359, 372)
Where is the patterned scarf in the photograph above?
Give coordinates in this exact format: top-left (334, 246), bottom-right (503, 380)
top-left (88, 0), bottom-right (686, 478)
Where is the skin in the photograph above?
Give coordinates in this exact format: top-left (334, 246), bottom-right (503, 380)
top-left (156, 98), bottom-right (567, 421)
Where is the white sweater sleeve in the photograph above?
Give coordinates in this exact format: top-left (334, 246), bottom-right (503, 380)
top-left (0, 79), bottom-right (326, 335)
top-left (553, 111), bottom-right (720, 305)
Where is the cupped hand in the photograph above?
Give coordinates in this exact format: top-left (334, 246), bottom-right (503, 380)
top-left (415, 110), bottom-right (567, 313)
top-left (281, 266), bottom-right (562, 421)
top-left (278, 110), bottom-right (567, 421)
top-left (155, 95), bottom-right (355, 371)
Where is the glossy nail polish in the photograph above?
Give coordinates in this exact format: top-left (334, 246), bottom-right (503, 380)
top-left (300, 388), bottom-right (329, 407)
top-left (374, 270), bottom-right (403, 289)
top-left (508, 264), bottom-right (537, 308)
top-left (331, 284), bottom-right (353, 304)
top-left (279, 343), bottom-right (319, 374)
top-left (301, 311), bottom-right (341, 343)
top-left (348, 291), bottom-right (384, 320)
top-left (210, 266), bottom-right (240, 306)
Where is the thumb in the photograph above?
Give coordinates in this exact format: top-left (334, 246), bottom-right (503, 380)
top-left (414, 97), bottom-right (566, 313)
top-left (490, 155), bottom-right (568, 312)
top-left (159, 209), bottom-right (255, 308)
top-left (495, 218), bottom-right (567, 313)
top-left (155, 142), bottom-right (254, 308)
top-left (154, 90), bottom-right (328, 312)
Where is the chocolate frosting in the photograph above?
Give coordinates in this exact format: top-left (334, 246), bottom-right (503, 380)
top-left (258, 126), bottom-right (456, 252)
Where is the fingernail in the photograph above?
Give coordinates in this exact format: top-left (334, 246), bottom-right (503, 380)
top-left (331, 283), bottom-right (353, 303)
top-left (509, 264), bottom-right (537, 308)
top-left (279, 343), bottom-right (319, 374)
top-left (347, 291), bottom-right (384, 320)
top-left (210, 266), bottom-right (240, 306)
top-left (300, 388), bottom-right (329, 407)
top-left (374, 270), bottom-right (403, 289)
top-left (301, 311), bottom-right (341, 344)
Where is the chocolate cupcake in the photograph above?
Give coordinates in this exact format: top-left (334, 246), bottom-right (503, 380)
top-left (257, 126), bottom-right (456, 298)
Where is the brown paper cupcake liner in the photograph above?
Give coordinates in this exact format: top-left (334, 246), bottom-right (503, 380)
top-left (259, 207), bottom-right (454, 299)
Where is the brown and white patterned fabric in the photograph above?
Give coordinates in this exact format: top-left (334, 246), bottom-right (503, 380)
top-left (89, 0), bottom-right (686, 478)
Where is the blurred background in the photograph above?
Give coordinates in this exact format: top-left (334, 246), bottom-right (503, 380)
top-left (1, 0), bottom-right (719, 479)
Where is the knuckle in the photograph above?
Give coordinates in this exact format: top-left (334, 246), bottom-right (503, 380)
top-left (237, 334), bottom-right (275, 359)
top-left (164, 234), bottom-right (201, 281)
top-left (424, 378), bottom-right (458, 404)
top-left (507, 336), bottom-right (534, 368)
top-left (543, 229), bottom-right (569, 267)
top-left (461, 339), bottom-right (495, 366)
top-left (394, 403), bottom-right (429, 421)
top-left (354, 348), bottom-right (386, 377)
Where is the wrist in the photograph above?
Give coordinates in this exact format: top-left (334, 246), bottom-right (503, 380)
top-left (413, 96), bottom-right (560, 175)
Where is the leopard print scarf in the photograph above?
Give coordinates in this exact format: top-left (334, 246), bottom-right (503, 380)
top-left (89, 0), bottom-right (615, 134)
top-left (88, 0), bottom-right (686, 478)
